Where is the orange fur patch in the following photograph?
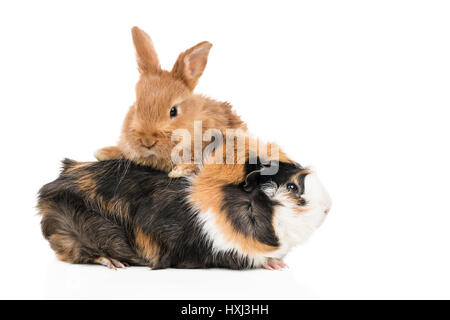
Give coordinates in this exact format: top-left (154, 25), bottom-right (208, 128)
top-left (49, 233), bottom-right (80, 263)
top-left (37, 198), bottom-right (54, 216)
top-left (134, 227), bottom-right (160, 266)
top-left (77, 175), bottom-right (96, 195)
top-left (63, 162), bottom-right (132, 223)
top-left (63, 161), bottom-right (92, 174)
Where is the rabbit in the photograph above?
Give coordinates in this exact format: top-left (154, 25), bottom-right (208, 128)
top-left (38, 136), bottom-right (331, 270)
top-left (95, 27), bottom-right (246, 177)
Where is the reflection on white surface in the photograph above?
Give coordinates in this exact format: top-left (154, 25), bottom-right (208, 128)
top-left (43, 260), bottom-right (316, 300)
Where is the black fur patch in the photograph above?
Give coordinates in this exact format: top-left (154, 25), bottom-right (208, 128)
top-left (221, 184), bottom-right (279, 247)
top-left (220, 159), bottom-right (305, 248)
top-left (297, 172), bottom-right (308, 195)
top-left (243, 159), bottom-right (301, 188)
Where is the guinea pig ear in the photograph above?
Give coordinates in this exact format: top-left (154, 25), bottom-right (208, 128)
top-left (171, 41), bottom-right (212, 90)
top-left (131, 26), bottom-right (161, 74)
top-left (243, 169), bottom-right (262, 192)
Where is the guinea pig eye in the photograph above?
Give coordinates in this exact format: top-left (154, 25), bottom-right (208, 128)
top-left (286, 183), bottom-right (298, 192)
top-left (170, 106), bottom-right (178, 118)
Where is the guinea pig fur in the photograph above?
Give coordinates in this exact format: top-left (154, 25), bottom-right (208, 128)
top-left (38, 155), bottom-right (331, 270)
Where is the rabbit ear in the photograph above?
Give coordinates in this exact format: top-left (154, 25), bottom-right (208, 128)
top-left (131, 26), bottom-right (161, 74)
top-left (171, 41), bottom-right (212, 90)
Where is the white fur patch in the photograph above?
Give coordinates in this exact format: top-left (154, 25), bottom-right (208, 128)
top-left (144, 149), bottom-right (157, 157)
top-left (270, 171), bottom-right (331, 259)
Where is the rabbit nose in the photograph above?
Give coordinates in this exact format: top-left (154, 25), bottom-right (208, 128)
top-left (143, 141), bottom-right (157, 149)
top-left (140, 138), bottom-right (157, 149)
top-left (324, 208), bottom-right (330, 214)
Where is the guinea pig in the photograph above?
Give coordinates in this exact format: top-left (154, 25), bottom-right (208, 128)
top-left (38, 143), bottom-right (331, 270)
top-left (94, 26), bottom-right (246, 177)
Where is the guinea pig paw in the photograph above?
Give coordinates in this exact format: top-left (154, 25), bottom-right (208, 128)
top-left (263, 258), bottom-right (288, 271)
top-left (94, 257), bottom-right (129, 270)
top-left (168, 164), bottom-right (198, 178)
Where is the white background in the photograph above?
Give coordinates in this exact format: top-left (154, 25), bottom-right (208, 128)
top-left (0, 0), bottom-right (449, 299)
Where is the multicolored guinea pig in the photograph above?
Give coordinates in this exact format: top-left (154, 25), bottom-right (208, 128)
top-left (94, 26), bottom-right (246, 177)
top-left (38, 139), bottom-right (331, 270)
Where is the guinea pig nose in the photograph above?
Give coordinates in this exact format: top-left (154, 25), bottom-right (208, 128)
top-left (324, 208), bottom-right (330, 214)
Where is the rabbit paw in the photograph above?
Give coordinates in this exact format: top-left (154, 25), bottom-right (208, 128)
top-left (168, 163), bottom-right (198, 178)
top-left (95, 146), bottom-right (124, 161)
top-left (94, 257), bottom-right (129, 270)
top-left (263, 258), bottom-right (288, 270)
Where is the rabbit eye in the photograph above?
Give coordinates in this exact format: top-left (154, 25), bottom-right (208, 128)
top-left (286, 183), bottom-right (298, 192)
top-left (170, 106), bottom-right (178, 118)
